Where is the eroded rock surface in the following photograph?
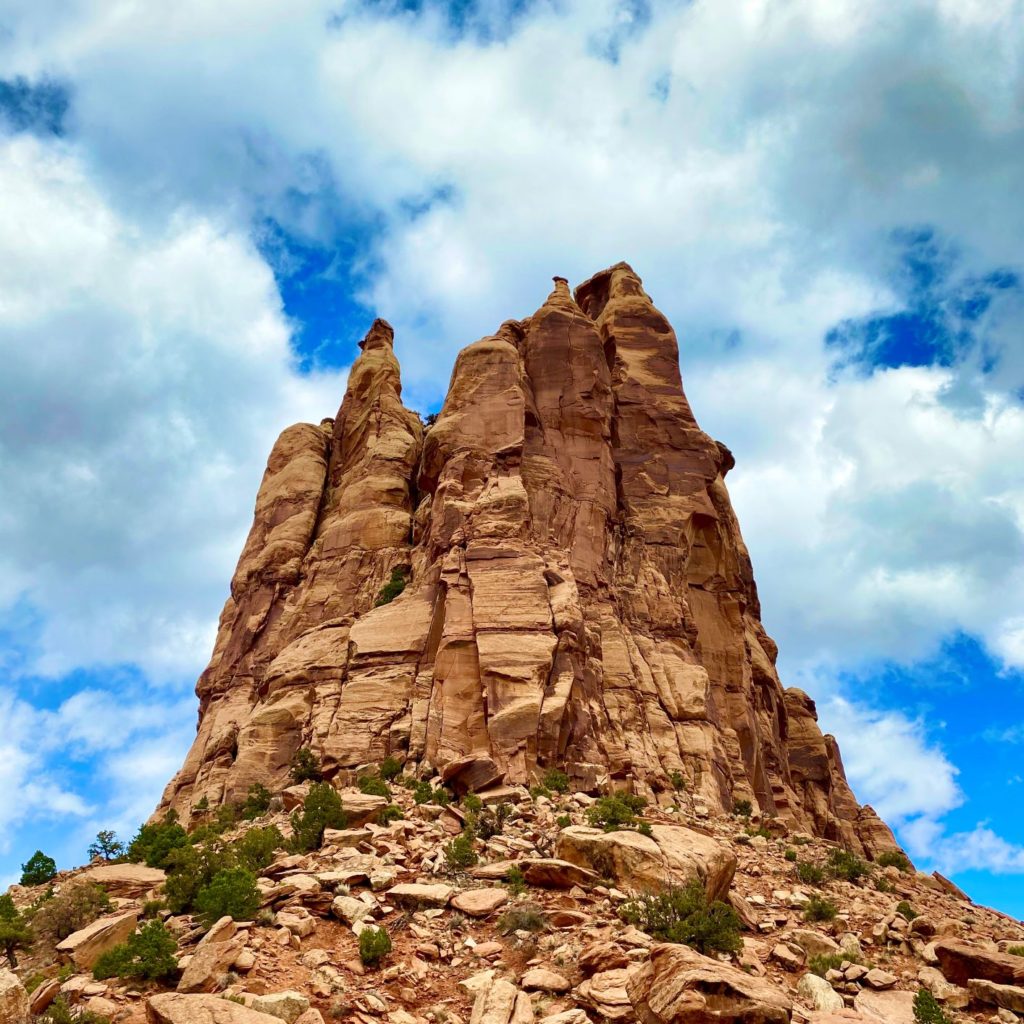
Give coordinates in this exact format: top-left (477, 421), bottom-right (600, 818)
top-left (157, 264), bottom-right (894, 856)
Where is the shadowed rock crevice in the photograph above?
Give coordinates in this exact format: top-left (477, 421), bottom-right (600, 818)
top-left (157, 263), bottom-right (897, 859)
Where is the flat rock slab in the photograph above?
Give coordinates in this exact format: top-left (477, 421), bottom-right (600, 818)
top-left (968, 978), bottom-right (1024, 1013)
top-left (56, 910), bottom-right (139, 970)
top-left (853, 990), bottom-right (916, 1024)
top-left (79, 863), bottom-right (167, 897)
top-left (469, 859), bottom-right (598, 888)
top-left (934, 938), bottom-right (1024, 987)
top-left (148, 993), bottom-right (283, 1024)
top-left (451, 889), bottom-right (510, 917)
top-left (386, 883), bottom-right (454, 907)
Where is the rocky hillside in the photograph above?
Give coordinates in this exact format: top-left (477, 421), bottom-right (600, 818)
top-left (157, 262), bottom-right (893, 859)
top-left (2, 771), bottom-right (1023, 1024)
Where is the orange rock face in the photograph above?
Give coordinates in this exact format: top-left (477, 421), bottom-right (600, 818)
top-left (158, 264), bottom-right (895, 857)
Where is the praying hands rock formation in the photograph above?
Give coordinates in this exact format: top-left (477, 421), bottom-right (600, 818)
top-left (158, 262), bottom-right (896, 858)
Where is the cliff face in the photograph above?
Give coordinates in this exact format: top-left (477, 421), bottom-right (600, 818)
top-left (158, 263), bottom-right (896, 857)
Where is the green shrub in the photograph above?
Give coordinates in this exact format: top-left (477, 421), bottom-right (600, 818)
top-left (529, 785), bottom-right (552, 800)
top-left (20, 850), bottom-right (57, 886)
top-left (877, 850), bottom-right (911, 872)
top-left (876, 877), bottom-right (894, 893)
top-left (93, 920), bottom-right (178, 982)
top-left (556, 815), bottom-right (571, 828)
top-left (289, 746), bottom-right (323, 783)
top-left (809, 952), bottom-right (861, 977)
top-left (498, 903), bottom-right (549, 935)
top-left (141, 899), bottom-right (165, 920)
top-left (803, 894), bottom-right (838, 922)
top-left (784, 849), bottom-right (797, 862)
top-left (194, 796), bottom-right (210, 813)
top-left (620, 881), bottom-right (742, 955)
top-left (290, 782), bottom-right (348, 852)
top-left (795, 861), bottom-right (825, 886)
top-left (379, 756), bottom-right (403, 781)
top-left (87, 831), bottom-right (125, 863)
top-left (746, 825), bottom-right (772, 839)
top-left (586, 793), bottom-right (647, 832)
top-left (505, 865), bottom-right (527, 896)
top-left (194, 867), bottom-right (261, 926)
top-left (359, 925), bottom-right (392, 966)
top-left (733, 799), bottom-right (753, 818)
top-left (670, 771), bottom-right (687, 792)
top-left (913, 988), bottom-right (952, 1024)
top-left (378, 804), bottom-right (404, 825)
top-left (462, 793), bottom-right (483, 813)
top-left (41, 995), bottom-right (113, 1024)
top-left (240, 784), bottom-right (272, 821)
top-left (376, 566), bottom-right (408, 606)
top-left (31, 882), bottom-right (111, 941)
top-left (475, 803), bottom-right (512, 840)
top-left (127, 814), bottom-right (188, 868)
top-left (896, 900), bottom-right (918, 921)
top-left (162, 841), bottom-right (235, 915)
top-left (358, 774), bottom-right (391, 799)
top-left (445, 833), bottom-right (478, 870)
top-left (827, 848), bottom-right (870, 884)
top-left (638, 822), bottom-right (653, 837)
top-left (233, 825), bottom-right (283, 872)
top-left (542, 769), bottom-right (570, 794)
top-left (412, 781), bottom-right (451, 806)
top-left (1007, 944), bottom-right (1024, 957)
top-left (214, 803), bottom-right (240, 833)
top-left (0, 893), bottom-right (32, 967)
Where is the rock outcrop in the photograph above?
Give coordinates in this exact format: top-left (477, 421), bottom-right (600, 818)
top-left (157, 263), bottom-right (894, 857)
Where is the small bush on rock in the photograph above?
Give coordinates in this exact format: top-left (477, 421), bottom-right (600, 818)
top-left (732, 799), bottom-right (753, 818)
top-left (670, 771), bottom-right (686, 792)
top-left (233, 824), bottom-right (284, 873)
top-left (20, 850), bottom-right (57, 886)
top-left (809, 952), bottom-right (861, 977)
top-left (795, 861), bottom-right (825, 886)
top-left (31, 882), bottom-right (112, 941)
top-left (289, 747), bottom-right (323, 784)
top-left (290, 782), bottom-right (347, 852)
top-left (505, 865), bottom-right (527, 896)
top-left (896, 900), bottom-right (918, 921)
top-left (127, 813), bottom-right (188, 868)
top-left (0, 893), bottom-right (32, 967)
top-left (378, 804), bottom-right (403, 825)
top-left (827, 848), bottom-right (870, 884)
top-left (379, 756), bottom-right (403, 781)
top-left (620, 881), bottom-right (742, 955)
top-left (92, 920), bottom-right (178, 982)
top-left (542, 769), bottom-right (570, 794)
top-left (376, 567), bottom-right (408, 606)
top-left (803, 894), bottom-right (838, 922)
top-left (359, 925), bottom-right (392, 967)
top-left (445, 832), bottom-right (478, 870)
top-left (240, 784), bottom-right (272, 821)
top-left (42, 995), bottom-right (113, 1024)
top-left (877, 850), bottom-right (911, 872)
top-left (586, 793), bottom-right (647, 832)
top-left (194, 867), bottom-right (261, 926)
top-left (498, 903), bottom-right (549, 935)
top-left (913, 988), bottom-right (952, 1024)
top-left (87, 831), bottom-right (125, 863)
top-left (358, 774), bottom-right (391, 799)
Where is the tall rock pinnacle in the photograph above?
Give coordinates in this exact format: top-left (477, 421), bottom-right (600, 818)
top-left (158, 264), bottom-right (896, 858)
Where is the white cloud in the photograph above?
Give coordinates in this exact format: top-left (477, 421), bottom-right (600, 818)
top-left (0, 135), bottom-right (348, 680)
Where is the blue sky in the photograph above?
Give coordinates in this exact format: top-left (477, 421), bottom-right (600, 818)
top-left (1, 0), bottom-right (1023, 916)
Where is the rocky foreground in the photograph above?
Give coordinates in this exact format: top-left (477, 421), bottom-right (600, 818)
top-left (3, 774), bottom-right (1024, 1024)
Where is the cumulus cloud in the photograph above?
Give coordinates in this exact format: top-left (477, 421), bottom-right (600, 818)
top-left (0, 135), bottom-right (348, 679)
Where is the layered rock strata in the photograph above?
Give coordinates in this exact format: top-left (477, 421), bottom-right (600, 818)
top-left (158, 263), bottom-right (895, 857)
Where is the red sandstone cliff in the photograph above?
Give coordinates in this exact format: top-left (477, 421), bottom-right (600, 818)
top-left (157, 263), bottom-right (897, 858)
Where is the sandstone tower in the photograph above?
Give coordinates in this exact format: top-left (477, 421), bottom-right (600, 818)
top-left (158, 263), bottom-right (896, 858)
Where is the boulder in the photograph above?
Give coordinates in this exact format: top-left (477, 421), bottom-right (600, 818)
top-left (441, 754), bottom-right (505, 794)
top-left (386, 883), bottom-right (454, 908)
top-left (521, 968), bottom-right (570, 993)
top-left (451, 889), bottom-right (510, 918)
top-left (250, 991), bottom-right (312, 1023)
top-left (798, 974), bottom-right (844, 1012)
top-left (0, 968), bottom-right (30, 1024)
top-left (339, 792), bottom-right (388, 827)
top-left (469, 978), bottom-right (533, 1024)
top-left (554, 824), bottom-right (735, 900)
top-left (147, 993), bottom-right (283, 1024)
top-left (627, 942), bottom-right (792, 1023)
top-left (177, 936), bottom-right (245, 993)
top-left (78, 863), bottom-right (167, 897)
top-left (470, 859), bottom-right (599, 889)
top-left (968, 979), bottom-right (1024, 1013)
top-left (56, 910), bottom-right (139, 970)
top-left (933, 938), bottom-right (1024, 987)
top-left (577, 968), bottom-right (637, 1021)
top-left (852, 990), bottom-right (916, 1024)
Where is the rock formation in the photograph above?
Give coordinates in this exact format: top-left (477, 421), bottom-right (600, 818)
top-left (157, 262), bottom-right (895, 858)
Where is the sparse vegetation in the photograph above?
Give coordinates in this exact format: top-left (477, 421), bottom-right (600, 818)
top-left (556, 814), bottom-right (572, 828)
top-left (896, 900), bottom-right (918, 921)
top-left (290, 782), bottom-right (348, 852)
top-left (358, 773), bottom-right (391, 799)
top-left (809, 952), bottom-right (862, 977)
top-left (505, 865), bottom-right (527, 896)
top-left (0, 893), bottom-right (32, 967)
top-left (378, 804), bottom-right (404, 825)
top-left (913, 988), bottom-right (953, 1024)
top-left (234, 824), bottom-right (284, 873)
top-left (359, 925), bottom-right (392, 967)
top-left (20, 849), bottom-right (58, 886)
top-left (444, 832), bottom-right (479, 870)
top-left (586, 793), bottom-right (647, 832)
top-left (376, 566), bottom-right (408, 606)
top-left (795, 861), bottom-right (825, 886)
top-left (542, 769), bottom-right (570, 794)
top-left (289, 746), bottom-right (323, 783)
top-left (240, 783), bottom-right (272, 820)
top-left (379, 756), bottom-right (403, 781)
top-left (461, 793), bottom-right (483, 813)
top-left (92, 920), bottom-right (178, 982)
top-left (827, 848), bottom-right (870, 884)
top-left (87, 830), bottom-right (125, 862)
top-left (784, 848), bottom-right (797, 862)
top-left (803, 894), bottom-right (838, 922)
top-left (620, 881), bottom-right (742, 955)
top-left (1007, 944), bottom-right (1024, 957)
top-left (732, 799), bottom-right (753, 818)
top-left (877, 850), bottom-right (911, 871)
top-left (31, 882), bottom-right (112, 941)
top-left (41, 995), bottom-right (113, 1024)
top-left (670, 771), bottom-right (686, 792)
top-left (412, 781), bottom-right (451, 806)
top-left (876, 877), bottom-right (894, 893)
top-left (498, 903), bottom-right (549, 935)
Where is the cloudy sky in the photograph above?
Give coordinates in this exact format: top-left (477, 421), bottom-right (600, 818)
top-left (1, 0), bottom-right (1023, 914)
